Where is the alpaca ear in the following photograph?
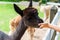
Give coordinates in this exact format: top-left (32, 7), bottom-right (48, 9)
top-left (28, 0), bottom-right (32, 7)
top-left (14, 4), bottom-right (23, 17)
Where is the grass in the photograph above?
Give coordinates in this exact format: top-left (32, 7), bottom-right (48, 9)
top-left (0, 4), bottom-right (44, 33)
top-left (0, 4), bottom-right (17, 33)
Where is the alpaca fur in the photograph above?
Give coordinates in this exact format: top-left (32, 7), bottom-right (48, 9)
top-left (9, 15), bottom-right (22, 35)
top-left (0, 31), bottom-right (13, 40)
top-left (9, 15), bottom-right (35, 40)
top-left (40, 5), bottom-right (53, 22)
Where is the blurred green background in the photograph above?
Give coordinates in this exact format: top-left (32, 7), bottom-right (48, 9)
top-left (0, 0), bottom-right (59, 3)
top-left (0, 0), bottom-right (40, 2)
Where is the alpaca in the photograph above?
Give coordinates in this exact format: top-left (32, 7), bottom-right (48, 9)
top-left (9, 15), bottom-right (35, 40)
top-left (40, 5), bottom-right (53, 22)
top-left (9, 15), bottom-right (34, 37)
top-left (0, 2), bottom-right (43, 40)
top-left (9, 0), bottom-right (44, 40)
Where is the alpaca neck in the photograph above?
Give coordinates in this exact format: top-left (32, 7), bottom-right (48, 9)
top-left (11, 19), bottom-right (28, 40)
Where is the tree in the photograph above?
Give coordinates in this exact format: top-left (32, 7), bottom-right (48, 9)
top-left (39, 0), bottom-right (47, 6)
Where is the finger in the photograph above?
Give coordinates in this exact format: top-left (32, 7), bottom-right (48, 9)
top-left (38, 23), bottom-right (44, 26)
top-left (38, 23), bottom-right (41, 26)
top-left (40, 25), bottom-right (44, 29)
top-left (38, 23), bottom-right (43, 28)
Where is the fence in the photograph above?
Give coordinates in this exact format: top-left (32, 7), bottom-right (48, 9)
top-left (43, 8), bottom-right (60, 40)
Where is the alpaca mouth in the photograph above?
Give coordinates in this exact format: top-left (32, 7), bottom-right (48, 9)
top-left (24, 18), bottom-right (44, 28)
top-left (25, 22), bottom-right (42, 28)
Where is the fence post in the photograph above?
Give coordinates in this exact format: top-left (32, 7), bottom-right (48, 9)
top-left (50, 5), bottom-right (58, 40)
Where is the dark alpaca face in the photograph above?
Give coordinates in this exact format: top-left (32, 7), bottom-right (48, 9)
top-left (14, 4), bottom-right (43, 28)
top-left (23, 7), bottom-right (43, 27)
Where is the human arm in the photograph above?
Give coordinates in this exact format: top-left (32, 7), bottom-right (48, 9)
top-left (38, 23), bottom-right (60, 32)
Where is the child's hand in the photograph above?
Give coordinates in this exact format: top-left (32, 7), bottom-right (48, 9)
top-left (38, 23), bottom-right (50, 28)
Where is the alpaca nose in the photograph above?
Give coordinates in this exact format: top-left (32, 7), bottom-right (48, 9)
top-left (38, 19), bottom-right (44, 23)
top-left (37, 19), bottom-right (44, 28)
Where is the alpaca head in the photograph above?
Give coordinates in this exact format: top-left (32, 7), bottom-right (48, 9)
top-left (13, 0), bottom-right (43, 28)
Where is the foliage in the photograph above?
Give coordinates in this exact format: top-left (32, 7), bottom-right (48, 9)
top-left (0, 0), bottom-right (22, 2)
top-left (0, 0), bottom-right (40, 2)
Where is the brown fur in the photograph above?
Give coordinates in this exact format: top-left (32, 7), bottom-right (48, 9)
top-left (40, 5), bottom-right (52, 22)
top-left (9, 15), bottom-right (21, 33)
top-left (9, 15), bottom-right (35, 40)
